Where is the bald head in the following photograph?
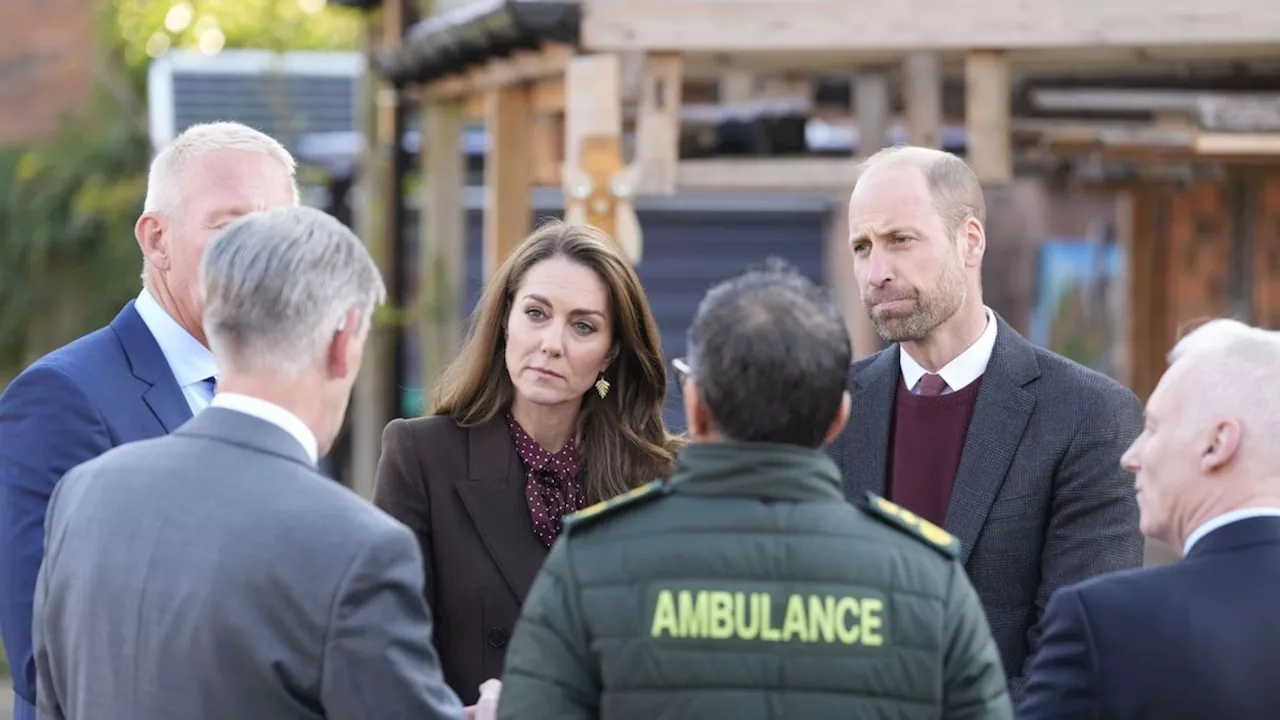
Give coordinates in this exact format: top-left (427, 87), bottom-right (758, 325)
top-left (857, 146), bottom-right (986, 235)
top-left (1126, 318), bottom-right (1280, 549)
top-left (1165, 319), bottom-right (1280, 450)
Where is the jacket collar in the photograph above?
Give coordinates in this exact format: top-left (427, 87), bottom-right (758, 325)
top-left (668, 441), bottom-right (845, 503)
top-left (109, 300), bottom-right (192, 432)
top-left (843, 313), bottom-right (1041, 563)
top-left (1185, 515), bottom-right (1280, 559)
top-left (173, 406), bottom-right (315, 470)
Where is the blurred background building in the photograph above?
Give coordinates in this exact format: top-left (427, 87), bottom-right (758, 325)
top-left (5, 5), bottom-right (1280, 687)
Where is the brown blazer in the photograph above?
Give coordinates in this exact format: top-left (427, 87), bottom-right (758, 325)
top-left (373, 414), bottom-right (548, 706)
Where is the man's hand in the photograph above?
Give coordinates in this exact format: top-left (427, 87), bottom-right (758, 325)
top-left (465, 679), bottom-right (502, 720)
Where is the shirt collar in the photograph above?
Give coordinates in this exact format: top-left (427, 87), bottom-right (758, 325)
top-left (900, 306), bottom-right (998, 392)
top-left (505, 413), bottom-right (581, 479)
top-left (133, 288), bottom-right (218, 388)
top-left (1183, 507), bottom-right (1280, 556)
top-left (210, 392), bottom-right (319, 464)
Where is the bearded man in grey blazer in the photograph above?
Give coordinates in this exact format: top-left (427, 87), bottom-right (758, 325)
top-left (826, 146), bottom-right (1144, 701)
top-left (32, 206), bottom-right (466, 720)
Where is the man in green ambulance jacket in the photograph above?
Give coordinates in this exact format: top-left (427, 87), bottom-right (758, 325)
top-left (497, 259), bottom-right (1012, 720)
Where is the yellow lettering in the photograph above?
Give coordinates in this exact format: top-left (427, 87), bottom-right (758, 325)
top-left (708, 591), bottom-right (734, 639)
top-left (734, 592), bottom-right (759, 639)
top-left (860, 597), bottom-right (884, 646)
top-left (758, 593), bottom-right (781, 641)
top-left (835, 597), bottom-right (860, 644)
top-left (650, 589), bottom-right (887, 646)
top-left (678, 590), bottom-right (708, 637)
top-left (781, 594), bottom-right (810, 642)
top-left (808, 595), bottom-right (836, 643)
top-left (651, 590), bottom-right (679, 638)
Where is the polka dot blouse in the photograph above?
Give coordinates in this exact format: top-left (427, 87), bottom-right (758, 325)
top-left (506, 413), bottom-right (587, 547)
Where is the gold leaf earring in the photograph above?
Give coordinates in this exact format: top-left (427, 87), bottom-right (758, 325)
top-left (595, 374), bottom-right (611, 399)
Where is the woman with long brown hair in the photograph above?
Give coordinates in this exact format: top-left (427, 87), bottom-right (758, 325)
top-left (372, 220), bottom-right (680, 705)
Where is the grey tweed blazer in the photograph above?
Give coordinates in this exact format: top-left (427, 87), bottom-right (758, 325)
top-left (826, 316), bottom-right (1144, 700)
top-left (33, 406), bottom-right (465, 720)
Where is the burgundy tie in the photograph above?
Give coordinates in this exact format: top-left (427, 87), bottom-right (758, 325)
top-left (917, 373), bottom-right (948, 396)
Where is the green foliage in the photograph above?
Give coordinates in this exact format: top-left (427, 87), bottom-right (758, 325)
top-left (0, 101), bottom-right (151, 369)
top-left (0, 0), bottom-right (363, 376)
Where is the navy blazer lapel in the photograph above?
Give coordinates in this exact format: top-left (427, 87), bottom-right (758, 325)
top-left (109, 300), bottom-right (191, 432)
top-left (454, 418), bottom-right (548, 601)
top-left (944, 316), bottom-right (1039, 563)
top-left (843, 347), bottom-right (900, 498)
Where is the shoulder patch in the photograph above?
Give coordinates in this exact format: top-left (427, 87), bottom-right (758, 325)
top-left (860, 492), bottom-right (961, 559)
top-left (563, 480), bottom-right (668, 532)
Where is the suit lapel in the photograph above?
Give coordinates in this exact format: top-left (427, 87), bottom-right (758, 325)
top-left (110, 301), bottom-right (192, 432)
top-left (454, 419), bottom-right (548, 601)
top-left (944, 317), bottom-right (1039, 563)
top-left (843, 347), bottom-right (901, 498)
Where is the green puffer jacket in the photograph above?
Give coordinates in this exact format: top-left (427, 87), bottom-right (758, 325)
top-left (498, 441), bottom-right (1012, 720)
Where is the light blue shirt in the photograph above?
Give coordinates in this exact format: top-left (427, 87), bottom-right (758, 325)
top-left (133, 288), bottom-right (218, 415)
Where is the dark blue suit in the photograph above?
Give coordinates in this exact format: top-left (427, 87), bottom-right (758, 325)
top-left (1018, 515), bottom-right (1280, 719)
top-left (0, 301), bottom-right (191, 720)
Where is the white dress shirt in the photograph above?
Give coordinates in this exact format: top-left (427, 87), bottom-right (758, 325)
top-left (210, 392), bottom-right (319, 465)
top-left (1182, 507), bottom-right (1280, 556)
top-left (899, 306), bottom-right (999, 394)
top-left (133, 288), bottom-right (218, 414)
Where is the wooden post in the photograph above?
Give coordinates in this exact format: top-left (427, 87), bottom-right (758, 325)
top-left (563, 54), bottom-right (628, 241)
top-left (853, 68), bottom-right (890, 157)
top-left (635, 53), bottom-right (683, 194)
top-left (903, 52), bottom-right (942, 149)
top-left (349, 0), bottom-right (408, 497)
top-left (530, 113), bottom-right (565, 186)
top-left (419, 99), bottom-right (466, 403)
top-left (483, 83), bottom-right (534, 278)
top-left (965, 50), bottom-right (1012, 184)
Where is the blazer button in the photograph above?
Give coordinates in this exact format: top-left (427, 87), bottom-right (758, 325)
top-left (487, 627), bottom-right (509, 649)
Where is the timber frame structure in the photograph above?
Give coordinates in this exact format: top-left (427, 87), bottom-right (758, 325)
top-left (334, 0), bottom-right (1280, 491)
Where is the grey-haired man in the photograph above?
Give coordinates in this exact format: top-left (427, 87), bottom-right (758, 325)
top-left (32, 206), bottom-right (467, 720)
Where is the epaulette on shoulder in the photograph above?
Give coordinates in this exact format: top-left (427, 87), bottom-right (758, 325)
top-left (860, 491), bottom-right (961, 559)
top-left (563, 480), bottom-right (668, 533)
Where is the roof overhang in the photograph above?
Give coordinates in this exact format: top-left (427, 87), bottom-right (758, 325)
top-left (374, 0), bottom-right (580, 86)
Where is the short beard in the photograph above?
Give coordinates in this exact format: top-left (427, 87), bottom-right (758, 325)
top-left (867, 263), bottom-right (967, 343)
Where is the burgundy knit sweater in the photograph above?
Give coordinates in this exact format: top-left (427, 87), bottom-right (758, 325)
top-left (887, 376), bottom-right (983, 527)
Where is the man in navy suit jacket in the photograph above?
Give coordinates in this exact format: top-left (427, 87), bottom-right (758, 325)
top-left (0, 121), bottom-right (298, 720)
top-left (1018, 318), bottom-right (1280, 719)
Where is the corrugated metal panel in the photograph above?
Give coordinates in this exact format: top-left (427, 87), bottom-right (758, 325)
top-left (171, 74), bottom-right (356, 149)
top-left (399, 190), bottom-right (834, 430)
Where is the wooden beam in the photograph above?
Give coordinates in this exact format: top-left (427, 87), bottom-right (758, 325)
top-left (677, 158), bottom-right (862, 189)
top-left (465, 79), bottom-right (565, 119)
top-left (423, 43), bottom-right (573, 100)
top-left (634, 54), bottom-right (683, 194)
top-left (565, 54), bottom-right (623, 170)
top-left (853, 68), bottom-right (890, 155)
top-left (965, 50), bottom-right (1013, 184)
top-left (903, 52), bottom-right (942, 148)
top-left (580, 0), bottom-right (1280, 53)
top-left (531, 113), bottom-right (564, 186)
top-left (420, 99), bottom-right (467, 398)
top-left (484, 85), bottom-right (534, 278)
top-left (531, 79), bottom-right (566, 113)
top-left (563, 54), bottom-right (630, 250)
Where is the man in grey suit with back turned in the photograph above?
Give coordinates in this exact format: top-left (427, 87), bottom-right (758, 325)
top-left (32, 206), bottom-right (466, 720)
top-left (825, 145), bottom-right (1144, 701)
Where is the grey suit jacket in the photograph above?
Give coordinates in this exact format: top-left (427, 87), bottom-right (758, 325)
top-left (825, 316), bottom-right (1144, 699)
top-left (33, 407), bottom-right (465, 720)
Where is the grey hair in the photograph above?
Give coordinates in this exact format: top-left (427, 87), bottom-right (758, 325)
top-left (200, 206), bottom-right (387, 378)
top-left (144, 121), bottom-right (299, 213)
top-left (1166, 318), bottom-right (1280, 452)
